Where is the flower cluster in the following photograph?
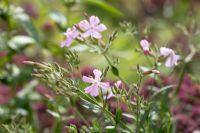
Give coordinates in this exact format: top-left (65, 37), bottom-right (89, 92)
top-left (140, 39), bottom-right (180, 68)
top-left (61, 16), bottom-right (107, 47)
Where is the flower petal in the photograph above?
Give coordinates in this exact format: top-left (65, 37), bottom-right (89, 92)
top-left (93, 69), bottom-right (102, 81)
top-left (89, 16), bottom-right (100, 25)
top-left (165, 56), bottom-right (174, 67)
top-left (160, 47), bottom-right (173, 57)
top-left (82, 76), bottom-right (94, 83)
top-left (81, 30), bottom-right (92, 38)
top-left (91, 30), bottom-right (102, 39)
top-left (115, 80), bottom-right (122, 88)
top-left (174, 55), bottom-right (180, 65)
top-left (60, 37), bottom-right (72, 47)
top-left (107, 92), bottom-right (114, 99)
top-left (85, 85), bottom-right (93, 93)
top-left (140, 40), bottom-right (150, 48)
top-left (99, 82), bottom-right (110, 89)
top-left (90, 85), bottom-right (99, 97)
top-left (86, 84), bottom-right (99, 97)
top-left (103, 90), bottom-right (114, 100)
top-left (140, 39), bottom-right (150, 54)
top-left (96, 24), bottom-right (107, 32)
top-left (79, 20), bottom-right (90, 30)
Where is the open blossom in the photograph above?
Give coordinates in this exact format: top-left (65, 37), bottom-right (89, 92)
top-left (82, 69), bottom-right (110, 97)
top-left (140, 39), bottom-right (150, 55)
top-left (160, 47), bottom-right (180, 67)
top-left (60, 26), bottom-right (79, 47)
top-left (79, 16), bottom-right (107, 39)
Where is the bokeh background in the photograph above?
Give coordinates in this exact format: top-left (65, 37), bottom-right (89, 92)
top-left (1, 0), bottom-right (200, 132)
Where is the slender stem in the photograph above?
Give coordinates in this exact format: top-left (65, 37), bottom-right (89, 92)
top-left (102, 53), bottom-right (128, 85)
top-left (136, 88), bottom-right (140, 133)
top-left (78, 88), bottom-right (133, 132)
top-left (173, 63), bottom-right (186, 96)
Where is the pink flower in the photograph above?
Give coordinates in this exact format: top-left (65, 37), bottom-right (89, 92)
top-left (82, 69), bottom-right (110, 97)
top-left (103, 89), bottom-right (114, 100)
top-left (104, 80), bottom-right (122, 100)
top-left (60, 26), bottom-right (79, 47)
top-left (140, 39), bottom-right (150, 55)
top-left (79, 16), bottom-right (107, 39)
top-left (160, 47), bottom-right (180, 67)
top-left (114, 80), bottom-right (122, 88)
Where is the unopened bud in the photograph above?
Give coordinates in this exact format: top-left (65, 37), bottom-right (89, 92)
top-left (23, 61), bottom-right (34, 65)
top-left (143, 69), bottom-right (160, 75)
top-left (98, 39), bottom-right (106, 48)
top-left (31, 73), bottom-right (44, 78)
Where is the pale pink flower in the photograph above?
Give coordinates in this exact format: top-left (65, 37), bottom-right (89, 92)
top-left (114, 80), bottom-right (122, 88)
top-left (103, 89), bottom-right (114, 100)
top-left (82, 69), bottom-right (110, 97)
top-left (140, 39), bottom-right (150, 55)
top-left (160, 47), bottom-right (180, 67)
top-left (104, 80), bottom-right (121, 100)
top-left (79, 16), bottom-right (107, 39)
top-left (60, 26), bottom-right (79, 47)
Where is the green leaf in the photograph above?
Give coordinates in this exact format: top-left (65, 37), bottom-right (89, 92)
top-left (8, 35), bottom-right (35, 50)
top-left (105, 126), bottom-right (116, 133)
top-left (115, 108), bottom-right (122, 124)
top-left (0, 32), bottom-right (7, 50)
top-left (122, 113), bottom-right (136, 121)
top-left (80, 98), bottom-right (100, 113)
top-left (150, 85), bottom-right (174, 100)
top-left (17, 80), bottom-right (39, 99)
top-left (82, 0), bottom-right (123, 18)
top-left (47, 109), bottom-right (60, 118)
top-left (13, 7), bottom-right (40, 43)
top-left (111, 66), bottom-right (119, 76)
top-left (66, 125), bottom-right (78, 133)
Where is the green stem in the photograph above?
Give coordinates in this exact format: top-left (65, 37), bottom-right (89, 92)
top-left (78, 89), bottom-right (133, 132)
top-left (102, 53), bottom-right (128, 85)
top-left (173, 63), bottom-right (187, 96)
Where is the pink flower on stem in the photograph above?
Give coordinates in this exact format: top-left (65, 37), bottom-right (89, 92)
top-left (82, 69), bottom-right (110, 97)
top-left (104, 80), bottom-right (121, 100)
top-left (60, 26), bottom-right (79, 47)
top-left (160, 47), bottom-right (180, 68)
top-left (79, 16), bottom-right (107, 39)
top-left (103, 89), bottom-right (114, 100)
top-left (140, 39), bottom-right (150, 55)
top-left (114, 80), bottom-right (122, 88)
